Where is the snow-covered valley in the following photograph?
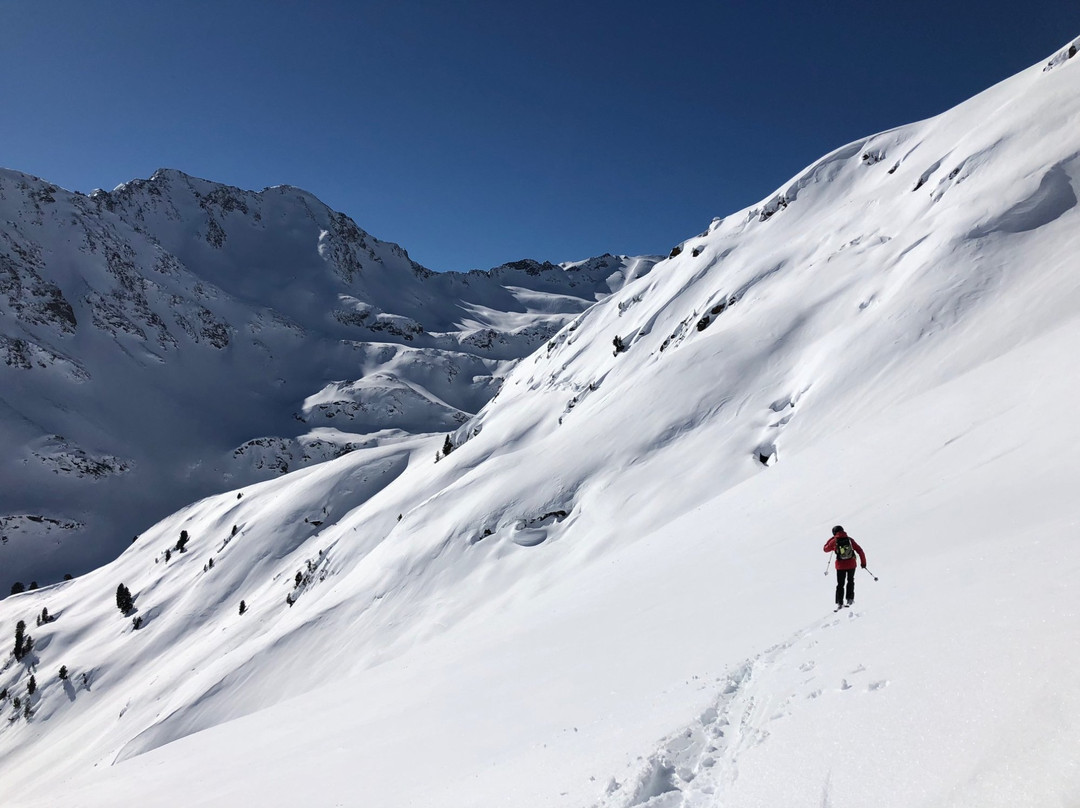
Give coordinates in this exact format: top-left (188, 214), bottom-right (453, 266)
top-left (1, 36), bottom-right (1079, 808)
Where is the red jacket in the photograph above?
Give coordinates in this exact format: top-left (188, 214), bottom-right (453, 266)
top-left (823, 532), bottom-right (866, 571)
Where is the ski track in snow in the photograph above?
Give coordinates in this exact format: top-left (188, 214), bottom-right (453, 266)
top-left (593, 608), bottom-right (885, 808)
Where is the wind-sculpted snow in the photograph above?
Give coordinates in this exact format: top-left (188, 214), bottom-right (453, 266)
top-left (968, 160), bottom-right (1078, 237)
top-left (2, 38), bottom-right (1080, 808)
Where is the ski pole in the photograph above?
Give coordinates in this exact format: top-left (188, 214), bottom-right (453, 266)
top-left (824, 557), bottom-right (831, 576)
top-left (862, 566), bottom-right (879, 582)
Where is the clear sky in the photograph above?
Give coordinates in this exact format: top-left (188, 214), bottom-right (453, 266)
top-left (3, 1), bottom-right (1078, 271)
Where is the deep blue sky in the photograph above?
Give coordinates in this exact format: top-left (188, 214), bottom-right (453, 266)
top-left (3, 1), bottom-right (1079, 271)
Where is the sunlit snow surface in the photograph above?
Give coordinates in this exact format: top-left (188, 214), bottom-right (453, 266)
top-left (2, 38), bottom-right (1079, 808)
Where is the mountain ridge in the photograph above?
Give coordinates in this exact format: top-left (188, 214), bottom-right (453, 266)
top-left (0, 164), bottom-right (659, 583)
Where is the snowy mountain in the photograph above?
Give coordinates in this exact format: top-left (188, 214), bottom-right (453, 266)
top-left (2, 37), bottom-right (1079, 808)
top-left (0, 168), bottom-right (657, 585)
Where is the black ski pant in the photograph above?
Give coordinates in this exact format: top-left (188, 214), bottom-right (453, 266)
top-left (835, 568), bottom-right (855, 606)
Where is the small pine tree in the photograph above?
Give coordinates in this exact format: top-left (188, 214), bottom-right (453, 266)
top-left (0, 687), bottom-right (7, 701)
top-left (116, 583), bottom-right (134, 614)
top-left (176, 530), bottom-right (189, 552)
top-left (231, 525), bottom-right (239, 536)
top-left (238, 600), bottom-right (246, 615)
top-left (27, 676), bottom-right (36, 696)
top-left (63, 574), bottom-right (73, 581)
top-left (28, 582), bottom-right (38, 591)
top-left (442, 434), bottom-right (455, 457)
top-left (10, 582), bottom-right (25, 595)
top-left (294, 571), bottom-right (303, 588)
top-left (59, 665), bottom-right (68, 681)
top-left (23, 701), bottom-right (30, 719)
top-left (13, 620), bottom-right (26, 660)
top-left (164, 548), bottom-right (172, 562)
top-left (13, 696), bottom-right (20, 710)
top-left (208, 557), bottom-right (214, 569)
top-left (132, 615), bottom-right (143, 630)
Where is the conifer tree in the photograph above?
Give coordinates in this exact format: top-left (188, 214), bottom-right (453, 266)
top-left (13, 620), bottom-right (26, 660)
top-left (116, 583), bottom-right (134, 614)
top-left (27, 675), bottom-right (36, 696)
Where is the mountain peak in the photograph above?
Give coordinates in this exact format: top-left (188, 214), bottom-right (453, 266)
top-left (0, 166), bottom-right (657, 584)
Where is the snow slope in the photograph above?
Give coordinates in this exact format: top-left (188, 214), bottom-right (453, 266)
top-left (1, 36), bottom-right (1079, 808)
top-left (0, 167), bottom-right (657, 584)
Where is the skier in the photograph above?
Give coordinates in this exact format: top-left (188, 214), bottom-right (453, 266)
top-left (823, 525), bottom-right (866, 610)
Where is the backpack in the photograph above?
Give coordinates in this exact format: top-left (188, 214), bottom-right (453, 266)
top-left (834, 535), bottom-right (855, 561)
